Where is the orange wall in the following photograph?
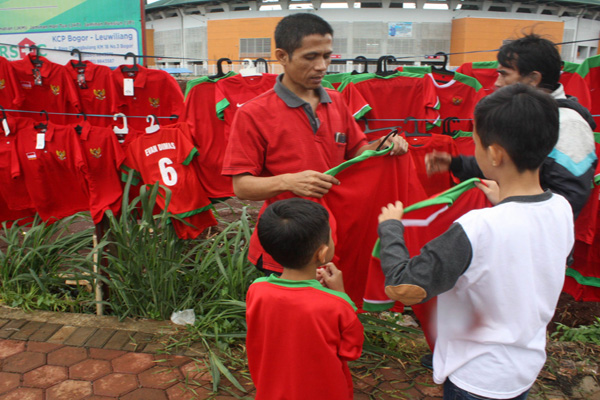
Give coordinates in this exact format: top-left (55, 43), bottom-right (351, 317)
top-left (145, 29), bottom-right (155, 67)
top-left (207, 17), bottom-right (282, 67)
top-left (450, 18), bottom-right (564, 66)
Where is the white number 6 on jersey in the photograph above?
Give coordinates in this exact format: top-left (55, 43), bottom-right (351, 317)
top-left (158, 157), bottom-right (178, 186)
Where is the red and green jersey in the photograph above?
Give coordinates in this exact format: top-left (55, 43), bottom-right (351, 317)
top-left (456, 61), bottom-right (498, 96)
top-left (122, 123), bottom-right (216, 239)
top-left (246, 275), bottom-right (363, 400)
top-left (339, 71), bottom-right (440, 140)
top-left (452, 130), bottom-right (475, 156)
top-left (560, 61), bottom-right (592, 111)
top-left (0, 116), bottom-right (34, 210)
top-left (396, 65), bottom-right (432, 75)
top-left (112, 65), bottom-right (184, 131)
top-left (12, 54), bottom-right (80, 125)
top-left (426, 71), bottom-right (485, 134)
top-left (13, 121), bottom-right (89, 222)
top-left (576, 56), bottom-right (600, 127)
top-left (0, 56), bottom-right (25, 113)
top-left (182, 72), bottom-right (236, 199)
top-left (65, 60), bottom-right (117, 127)
top-left (322, 72), bottom-right (352, 90)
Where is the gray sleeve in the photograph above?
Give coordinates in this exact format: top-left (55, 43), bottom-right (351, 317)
top-left (377, 219), bottom-right (473, 304)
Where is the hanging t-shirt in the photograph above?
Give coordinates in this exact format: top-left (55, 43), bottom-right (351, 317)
top-left (65, 60), bottom-right (117, 127)
top-left (122, 123), bottom-right (217, 239)
top-left (339, 71), bottom-right (440, 140)
top-left (456, 61), bottom-right (498, 96)
top-left (0, 56), bottom-right (25, 112)
top-left (12, 54), bottom-right (80, 125)
top-left (452, 131), bottom-right (475, 157)
top-left (426, 72), bottom-right (485, 134)
top-left (215, 73), bottom-right (278, 140)
top-left (0, 116), bottom-right (34, 210)
top-left (13, 120), bottom-right (89, 222)
top-left (576, 56), bottom-right (600, 128)
top-left (76, 121), bottom-right (126, 224)
top-left (183, 72), bottom-right (236, 199)
top-left (112, 64), bottom-right (184, 130)
top-left (560, 61), bottom-right (592, 111)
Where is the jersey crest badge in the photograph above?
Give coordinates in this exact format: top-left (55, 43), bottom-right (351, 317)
top-left (149, 97), bottom-right (160, 108)
top-left (55, 150), bottom-right (66, 160)
top-left (51, 84), bottom-right (60, 96)
top-left (0, 79), bottom-right (5, 90)
top-left (451, 96), bottom-right (463, 106)
top-left (26, 152), bottom-right (37, 160)
top-left (90, 147), bottom-right (102, 158)
top-left (93, 89), bottom-right (106, 100)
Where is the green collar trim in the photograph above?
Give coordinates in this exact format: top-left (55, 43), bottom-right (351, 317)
top-left (337, 71), bottom-right (424, 91)
top-left (566, 268), bottom-right (600, 288)
top-left (452, 130), bottom-right (473, 139)
top-left (253, 275), bottom-right (357, 310)
top-left (184, 71), bottom-right (236, 98)
top-left (325, 145), bottom-right (393, 177)
top-left (471, 61), bottom-right (499, 69)
top-left (183, 147), bottom-right (199, 166)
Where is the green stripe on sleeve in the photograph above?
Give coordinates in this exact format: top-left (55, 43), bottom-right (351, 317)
top-left (183, 147), bottom-right (199, 166)
top-left (216, 98), bottom-right (230, 120)
top-left (566, 268), bottom-right (600, 288)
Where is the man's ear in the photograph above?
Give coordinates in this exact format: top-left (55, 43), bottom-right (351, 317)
top-left (524, 71), bottom-right (542, 87)
top-left (275, 48), bottom-right (289, 65)
top-left (488, 143), bottom-right (504, 167)
top-left (316, 243), bottom-right (329, 265)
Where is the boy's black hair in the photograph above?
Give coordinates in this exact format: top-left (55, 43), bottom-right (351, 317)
top-left (474, 83), bottom-right (559, 172)
top-left (257, 198), bottom-right (330, 270)
top-left (275, 13), bottom-right (333, 57)
top-left (497, 33), bottom-right (562, 92)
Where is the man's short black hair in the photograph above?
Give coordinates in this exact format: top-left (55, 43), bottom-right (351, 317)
top-left (257, 198), bottom-right (330, 270)
top-left (275, 13), bottom-right (333, 57)
top-left (497, 33), bottom-right (562, 91)
top-left (474, 83), bottom-right (559, 172)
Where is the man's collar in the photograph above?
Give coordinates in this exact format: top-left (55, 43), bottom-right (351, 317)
top-left (274, 74), bottom-right (331, 108)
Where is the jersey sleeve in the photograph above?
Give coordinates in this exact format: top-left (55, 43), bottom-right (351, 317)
top-left (340, 81), bottom-right (372, 120)
top-left (422, 76), bottom-right (441, 129)
top-left (221, 106), bottom-right (266, 176)
top-left (215, 80), bottom-right (230, 120)
top-left (338, 315), bottom-right (364, 362)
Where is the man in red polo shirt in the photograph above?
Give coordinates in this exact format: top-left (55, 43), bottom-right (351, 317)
top-left (222, 13), bottom-right (408, 273)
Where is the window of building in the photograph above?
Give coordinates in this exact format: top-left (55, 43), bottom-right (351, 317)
top-left (240, 38), bottom-right (272, 58)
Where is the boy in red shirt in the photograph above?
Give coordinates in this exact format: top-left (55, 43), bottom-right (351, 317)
top-left (246, 198), bottom-right (364, 400)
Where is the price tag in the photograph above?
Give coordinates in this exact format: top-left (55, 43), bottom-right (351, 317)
top-left (2, 119), bottom-right (9, 136)
top-left (33, 68), bottom-right (42, 86)
top-left (36, 133), bottom-right (46, 149)
top-left (77, 68), bottom-right (87, 89)
top-left (124, 78), bottom-right (134, 96)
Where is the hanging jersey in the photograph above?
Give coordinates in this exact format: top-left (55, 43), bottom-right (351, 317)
top-left (113, 65), bottom-right (184, 131)
top-left (576, 56), bottom-right (600, 128)
top-left (13, 121), bottom-right (89, 222)
top-left (396, 65), bottom-right (432, 75)
top-left (426, 72), bottom-right (485, 134)
top-left (66, 60), bottom-right (117, 127)
top-left (182, 72), bottom-right (236, 199)
top-left (12, 54), bottom-right (80, 125)
top-left (452, 131), bottom-right (475, 156)
top-left (560, 62), bottom-right (592, 111)
top-left (323, 72), bottom-right (352, 90)
top-left (76, 122), bottom-right (126, 224)
top-left (215, 73), bottom-right (278, 140)
top-left (456, 61), bottom-right (498, 96)
top-left (0, 116), bottom-right (34, 210)
top-left (122, 123), bottom-right (217, 239)
top-left (0, 57), bottom-right (25, 112)
top-left (339, 72), bottom-right (440, 140)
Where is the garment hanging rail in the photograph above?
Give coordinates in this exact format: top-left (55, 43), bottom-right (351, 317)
top-left (1, 108), bottom-right (179, 120)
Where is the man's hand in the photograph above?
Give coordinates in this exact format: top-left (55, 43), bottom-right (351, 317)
top-left (377, 134), bottom-right (409, 156)
top-left (317, 262), bottom-right (345, 292)
top-left (425, 150), bottom-right (452, 176)
top-left (378, 201), bottom-right (405, 223)
top-left (475, 179), bottom-right (500, 205)
top-left (281, 170), bottom-right (340, 198)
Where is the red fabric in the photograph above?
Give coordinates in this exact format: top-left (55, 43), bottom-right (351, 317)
top-left (0, 57), bottom-right (25, 112)
top-left (560, 70), bottom-right (592, 111)
top-left (456, 62), bottom-right (498, 97)
top-left (246, 279), bottom-right (364, 400)
top-left (0, 193), bottom-right (34, 225)
top-left (325, 153), bottom-right (427, 309)
top-left (77, 122), bottom-right (125, 224)
top-left (12, 54), bottom-right (80, 125)
top-left (215, 73), bottom-right (277, 140)
top-left (579, 61), bottom-right (600, 128)
top-left (342, 74), bottom-right (440, 140)
top-left (13, 121), bottom-right (89, 222)
top-left (336, 81), bottom-right (371, 118)
top-left (0, 116), bottom-right (34, 210)
top-left (405, 133), bottom-right (459, 197)
top-left (112, 65), bottom-right (184, 130)
top-left (65, 60), bottom-right (117, 127)
top-left (563, 221), bottom-right (600, 302)
top-left (453, 134), bottom-right (475, 156)
top-left (123, 123), bottom-right (216, 239)
top-left (426, 72), bottom-right (485, 134)
top-left (183, 79), bottom-right (233, 198)
top-left (223, 88), bottom-right (367, 272)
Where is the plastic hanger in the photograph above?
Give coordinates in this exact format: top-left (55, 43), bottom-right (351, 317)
top-left (239, 58), bottom-right (261, 77)
top-left (376, 55), bottom-right (397, 76)
top-left (35, 110), bottom-right (49, 130)
top-left (113, 113), bottom-right (129, 134)
top-left (429, 52), bottom-right (454, 76)
top-left (145, 114), bottom-right (159, 134)
top-left (75, 112), bottom-right (87, 135)
top-left (70, 49), bottom-right (86, 69)
top-left (122, 52), bottom-right (139, 72)
top-left (30, 45), bottom-right (43, 67)
top-left (254, 58), bottom-right (269, 74)
top-left (210, 58), bottom-right (232, 79)
top-left (0, 106), bottom-right (9, 136)
top-left (375, 128), bottom-right (399, 151)
top-left (351, 56), bottom-right (369, 75)
top-left (442, 117), bottom-right (459, 136)
top-left (403, 117), bottom-right (431, 137)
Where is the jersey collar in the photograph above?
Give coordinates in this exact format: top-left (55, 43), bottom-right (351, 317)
top-left (117, 64), bottom-right (148, 88)
top-left (25, 53), bottom-right (52, 78)
top-left (274, 74), bottom-right (331, 108)
top-left (66, 60), bottom-right (97, 81)
top-left (77, 121), bottom-right (92, 140)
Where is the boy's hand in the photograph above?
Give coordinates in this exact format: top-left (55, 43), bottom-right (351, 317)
top-left (378, 201), bottom-right (404, 223)
top-left (318, 262), bottom-right (345, 293)
top-left (475, 179), bottom-right (500, 205)
top-left (425, 150), bottom-right (452, 176)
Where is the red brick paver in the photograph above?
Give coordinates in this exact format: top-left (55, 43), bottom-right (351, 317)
top-left (47, 346), bottom-right (87, 366)
top-left (2, 352), bottom-right (45, 373)
top-left (93, 373), bottom-right (139, 397)
top-left (23, 365), bottom-right (68, 388)
top-left (46, 380), bottom-right (92, 400)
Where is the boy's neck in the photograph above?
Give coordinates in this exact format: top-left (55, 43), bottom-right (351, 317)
top-left (497, 168), bottom-right (544, 201)
top-left (280, 265), bottom-right (318, 281)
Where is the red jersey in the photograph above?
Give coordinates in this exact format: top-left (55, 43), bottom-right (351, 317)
top-left (456, 61), bottom-right (498, 96)
top-left (183, 72), bottom-right (236, 198)
top-left (560, 62), bottom-right (592, 111)
top-left (405, 133), bottom-right (459, 197)
top-left (13, 120), bottom-right (89, 222)
top-left (65, 60), bottom-right (117, 127)
top-left (426, 72), bottom-right (485, 134)
top-left (215, 73), bottom-right (277, 140)
top-left (123, 123), bottom-right (216, 239)
top-left (0, 116), bottom-right (34, 210)
top-left (112, 65), bottom-right (184, 131)
top-left (76, 121), bottom-right (126, 224)
top-left (0, 57), bottom-right (25, 112)
top-left (452, 131), bottom-right (475, 156)
top-left (246, 276), bottom-right (364, 400)
top-left (12, 54), bottom-right (80, 125)
top-left (339, 72), bottom-right (440, 140)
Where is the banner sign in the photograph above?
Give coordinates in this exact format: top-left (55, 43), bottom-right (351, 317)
top-left (388, 22), bottom-right (413, 38)
top-left (0, 0), bottom-right (143, 67)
